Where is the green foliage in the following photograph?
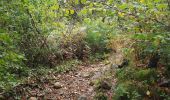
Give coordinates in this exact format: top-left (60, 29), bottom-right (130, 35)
top-left (84, 19), bottom-right (114, 54)
top-left (0, 31), bottom-right (27, 91)
top-left (134, 69), bottom-right (157, 81)
top-left (28, 60), bottom-right (81, 77)
top-left (110, 0), bottom-right (170, 98)
top-left (0, 0), bottom-right (61, 67)
top-left (115, 65), bottom-right (170, 99)
top-left (94, 92), bottom-right (108, 100)
top-left (0, 0), bottom-right (170, 99)
top-left (116, 67), bottom-right (157, 82)
top-left (54, 60), bottom-right (81, 73)
top-left (114, 81), bottom-right (142, 100)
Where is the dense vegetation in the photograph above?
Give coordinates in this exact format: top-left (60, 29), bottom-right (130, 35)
top-left (0, 0), bottom-right (170, 99)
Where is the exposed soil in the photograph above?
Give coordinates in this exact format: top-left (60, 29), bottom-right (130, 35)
top-left (43, 63), bottom-right (111, 100)
top-left (3, 62), bottom-right (116, 100)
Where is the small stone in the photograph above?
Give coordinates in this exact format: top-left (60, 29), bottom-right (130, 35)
top-left (78, 94), bottom-right (87, 100)
top-left (45, 88), bottom-right (52, 93)
top-left (159, 79), bottom-right (170, 87)
top-left (80, 72), bottom-right (93, 78)
top-left (29, 97), bottom-right (37, 100)
top-left (91, 71), bottom-right (102, 80)
top-left (96, 81), bottom-right (111, 90)
top-left (37, 92), bottom-right (45, 97)
top-left (89, 81), bottom-right (94, 86)
top-left (88, 87), bottom-right (93, 92)
top-left (118, 59), bottom-right (129, 68)
top-left (59, 90), bottom-right (64, 95)
top-left (110, 64), bottom-right (118, 69)
top-left (57, 75), bottom-right (61, 77)
top-left (54, 82), bottom-right (62, 89)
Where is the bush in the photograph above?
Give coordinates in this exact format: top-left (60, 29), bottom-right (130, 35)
top-left (0, 31), bottom-right (27, 91)
top-left (114, 58), bottom-right (170, 99)
top-left (84, 19), bottom-right (114, 54)
top-left (114, 81), bottom-right (142, 100)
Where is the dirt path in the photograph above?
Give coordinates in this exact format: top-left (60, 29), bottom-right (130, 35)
top-left (3, 61), bottom-right (116, 100)
top-left (44, 63), bottom-right (111, 100)
top-left (3, 52), bottom-right (123, 100)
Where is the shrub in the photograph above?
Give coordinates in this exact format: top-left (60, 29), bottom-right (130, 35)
top-left (84, 19), bottom-right (114, 54)
top-left (114, 57), bottom-right (170, 99)
top-left (0, 31), bottom-right (27, 91)
top-left (114, 81), bottom-right (142, 100)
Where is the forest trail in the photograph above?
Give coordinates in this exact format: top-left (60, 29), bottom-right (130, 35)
top-left (40, 53), bottom-right (122, 100)
top-left (29, 53), bottom-right (122, 100)
top-left (4, 53), bottom-right (123, 100)
top-left (3, 63), bottom-right (114, 100)
top-left (1, 1), bottom-right (169, 99)
top-left (42, 62), bottom-right (115, 100)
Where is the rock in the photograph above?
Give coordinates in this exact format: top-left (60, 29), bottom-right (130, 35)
top-left (37, 92), bottom-right (45, 97)
top-left (29, 97), bottom-right (37, 100)
top-left (80, 72), bottom-right (94, 78)
top-left (91, 71), bottom-right (102, 80)
top-left (110, 64), bottom-right (118, 69)
top-left (102, 66), bottom-right (110, 72)
top-left (88, 87), bottom-right (93, 92)
top-left (118, 59), bottom-right (129, 68)
top-left (54, 82), bottom-right (62, 89)
top-left (148, 53), bottom-right (160, 68)
top-left (59, 90), bottom-right (64, 95)
top-left (96, 81), bottom-right (111, 90)
top-left (45, 88), bottom-right (52, 93)
top-left (159, 79), bottom-right (170, 87)
top-left (78, 94), bottom-right (87, 100)
top-left (89, 81), bottom-right (95, 86)
top-left (108, 64), bottom-right (118, 73)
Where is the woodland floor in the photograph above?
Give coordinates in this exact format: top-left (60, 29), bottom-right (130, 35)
top-left (42, 62), bottom-right (115, 100)
top-left (4, 53), bottom-right (123, 100)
